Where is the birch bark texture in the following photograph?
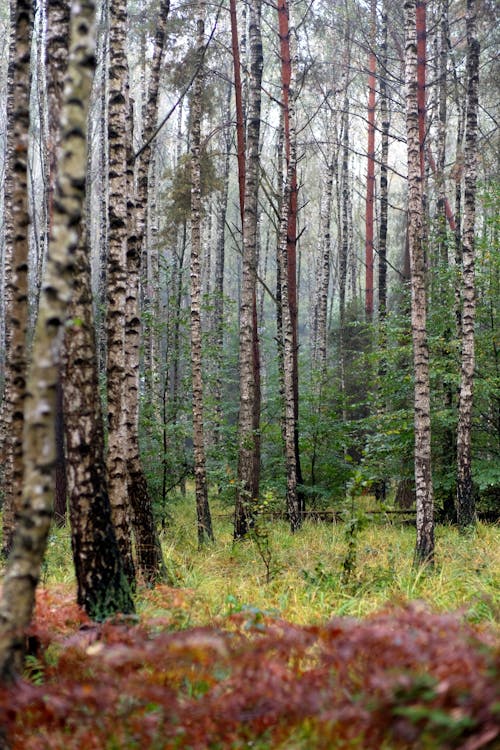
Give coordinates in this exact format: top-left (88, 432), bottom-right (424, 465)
top-left (65, 224), bottom-right (134, 619)
top-left (404, 0), bottom-right (434, 564)
top-left (365, 0), bottom-right (376, 320)
top-left (378, 1), bottom-right (389, 319)
top-left (456, 0), bottom-right (480, 528)
top-left (277, 0), bottom-right (303, 531)
top-left (235, 0), bottom-right (263, 539)
top-left (124, 0), bottom-right (168, 582)
top-left (190, 0), bottom-right (214, 546)
top-left (0, 0), bottom-right (33, 558)
top-left (106, 0), bottom-right (135, 586)
top-left (0, 0), bottom-right (96, 680)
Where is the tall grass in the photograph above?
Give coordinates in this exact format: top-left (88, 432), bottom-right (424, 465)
top-left (38, 495), bottom-right (499, 626)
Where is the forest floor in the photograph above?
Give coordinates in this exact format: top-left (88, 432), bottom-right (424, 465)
top-left (0, 497), bottom-right (498, 749)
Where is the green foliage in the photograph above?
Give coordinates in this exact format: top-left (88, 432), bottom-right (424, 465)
top-left (162, 151), bottom-right (221, 227)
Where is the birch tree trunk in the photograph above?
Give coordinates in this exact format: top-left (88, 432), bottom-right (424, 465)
top-left (46, 0), bottom-right (71, 528)
top-left (405, 0), bottom-right (434, 564)
top-left (235, 0), bottom-right (263, 539)
top-left (314, 145), bottom-right (334, 369)
top-left (123, 0), bottom-right (169, 582)
top-left (106, 0), bottom-right (135, 586)
top-left (456, 0), bottom-right (480, 528)
top-left (0, 0), bottom-right (33, 558)
top-left (365, 0), bottom-right (376, 321)
top-left (212, 82), bottom-right (232, 450)
top-left (190, 0), bottom-right (214, 546)
top-left (278, 116), bottom-right (300, 531)
top-left (378, 1), bottom-right (389, 320)
top-left (0, 0), bottom-right (95, 679)
top-left (277, 0), bottom-right (303, 530)
top-left (65, 226), bottom-right (134, 619)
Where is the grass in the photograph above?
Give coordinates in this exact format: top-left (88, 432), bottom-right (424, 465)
top-left (39, 494), bottom-right (500, 627)
top-left (1, 495), bottom-right (498, 750)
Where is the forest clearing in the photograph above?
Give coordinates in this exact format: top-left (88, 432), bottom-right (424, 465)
top-left (0, 0), bottom-right (499, 747)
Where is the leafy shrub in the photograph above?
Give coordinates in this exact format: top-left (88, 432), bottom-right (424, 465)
top-left (0, 591), bottom-right (497, 750)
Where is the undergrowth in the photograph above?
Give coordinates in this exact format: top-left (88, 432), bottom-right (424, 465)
top-left (0, 590), bottom-right (497, 749)
top-left (0, 497), bottom-right (498, 748)
top-left (38, 495), bottom-right (498, 626)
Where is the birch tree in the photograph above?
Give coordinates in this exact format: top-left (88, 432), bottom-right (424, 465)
top-left (0, 0), bottom-right (96, 679)
top-left (190, 0), bottom-right (214, 546)
top-left (456, 0), bottom-right (480, 528)
top-left (0, 0), bottom-right (33, 558)
top-left (405, 0), bottom-right (434, 563)
top-left (234, 0), bottom-right (263, 539)
top-left (106, 0), bottom-right (135, 585)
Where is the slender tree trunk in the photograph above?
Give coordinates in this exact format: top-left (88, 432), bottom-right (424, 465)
top-left (65, 223), bottom-right (134, 620)
top-left (0, 0), bottom-right (95, 680)
top-left (123, 0), bottom-right (169, 582)
top-left (416, 1), bottom-right (426, 186)
top-left (134, 0), bottom-right (169, 418)
top-left (375, 0), bottom-right (390, 501)
top-left (45, 0), bottom-right (71, 528)
top-left (436, 0), bottom-right (449, 263)
top-left (229, 0), bottom-right (245, 221)
top-left (339, 90), bottom-right (350, 423)
top-left (315, 145), bottom-right (334, 368)
top-left (405, 0), bottom-right (434, 564)
top-left (365, 0), bottom-right (376, 321)
top-left (106, 0), bottom-right (135, 586)
top-left (277, 0), bottom-right (303, 529)
top-left (190, 0), bottom-right (214, 546)
top-left (277, 120), bottom-right (300, 531)
top-left (378, 1), bottom-right (389, 320)
top-left (0, 0), bottom-right (33, 558)
top-left (96, 0), bottom-right (109, 379)
top-left (433, 0), bottom-right (456, 522)
top-left (235, 0), bottom-right (263, 539)
top-left (212, 83), bottom-right (232, 449)
top-left (456, 0), bottom-right (480, 528)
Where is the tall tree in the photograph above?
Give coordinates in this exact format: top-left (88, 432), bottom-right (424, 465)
top-left (314, 141), bottom-right (335, 368)
top-left (211, 81), bottom-right (232, 452)
top-left (64, 226), bottom-right (134, 619)
top-left (0, 0), bottom-right (96, 679)
top-left (106, 0), bottom-right (135, 585)
top-left (378, 0), bottom-right (389, 320)
top-left (45, 0), bottom-right (71, 528)
top-left (124, 0), bottom-right (169, 581)
top-left (0, 0), bottom-right (33, 558)
top-left (365, 0), bottom-right (376, 321)
top-left (456, 0), bottom-right (480, 528)
top-left (277, 0), bottom-right (303, 530)
top-left (189, 0), bottom-right (214, 546)
top-left (234, 0), bottom-right (263, 539)
top-left (405, 0), bottom-right (434, 564)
